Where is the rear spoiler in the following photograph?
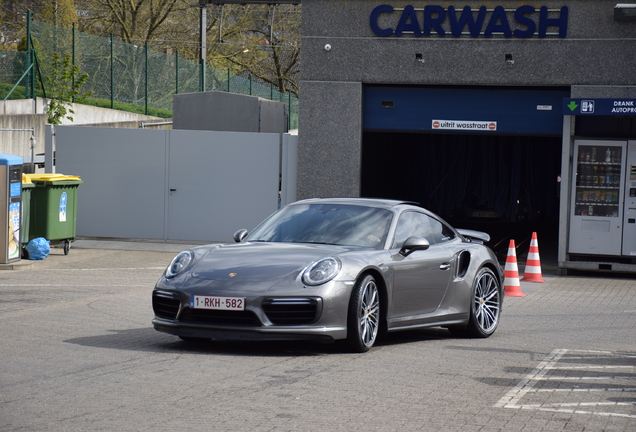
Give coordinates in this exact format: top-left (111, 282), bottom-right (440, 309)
top-left (457, 229), bottom-right (490, 244)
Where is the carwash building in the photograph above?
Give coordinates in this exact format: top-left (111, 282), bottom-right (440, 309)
top-left (298, 0), bottom-right (636, 273)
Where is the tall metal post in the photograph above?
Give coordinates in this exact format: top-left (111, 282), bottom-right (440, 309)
top-left (110, 33), bottom-right (114, 109)
top-left (200, 1), bottom-right (207, 92)
top-left (72, 22), bottom-right (76, 102)
top-left (26, 10), bottom-right (32, 99)
top-left (145, 42), bottom-right (149, 114)
top-left (175, 49), bottom-right (179, 95)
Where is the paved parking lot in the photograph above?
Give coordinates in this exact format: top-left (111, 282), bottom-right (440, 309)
top-left (1, 241), bottom-right (635, 431)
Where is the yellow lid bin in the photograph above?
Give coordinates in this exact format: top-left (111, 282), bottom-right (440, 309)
top-left (24, 173), bottom-right (83, 255)
top-left (24, 173), bottom-right (82, 183)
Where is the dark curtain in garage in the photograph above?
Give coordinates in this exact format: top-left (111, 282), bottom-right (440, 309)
top-left (361, 132), bottom-right (561, 225)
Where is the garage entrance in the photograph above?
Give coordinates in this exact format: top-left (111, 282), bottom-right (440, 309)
top-left (361, 85), bottom-right (568, 259)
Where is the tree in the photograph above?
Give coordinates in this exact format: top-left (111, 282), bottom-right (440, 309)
top-left (4, 1), bottom-right (301, 98)
top-left (75, 1), bottom-right (300, 96)
top-left (38, 0), bottom-right (77, 28)
top-left (77, 0), bottom-right (189, 45)
top-left (206, 4), bottom-right (300, 96)
top-left (44, 52), bottom-right (92, 124)
top-left (0, 1), bottom-right (33, 50)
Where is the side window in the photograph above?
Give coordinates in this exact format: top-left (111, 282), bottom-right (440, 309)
top-left (428, 216), bottom-right (456, 244)
top-left (392, 211), bottom-right (433, 248)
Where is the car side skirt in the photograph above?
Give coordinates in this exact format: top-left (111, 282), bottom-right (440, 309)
top-left (386, 313), bottom-right (468, 332)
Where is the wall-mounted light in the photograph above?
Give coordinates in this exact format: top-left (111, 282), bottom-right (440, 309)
top-left (415, 53), bottom-right (424, 63)
top-left (505, 53), bottom-right (514, 65)
top-left (614, 4), bottom-right (636, 21)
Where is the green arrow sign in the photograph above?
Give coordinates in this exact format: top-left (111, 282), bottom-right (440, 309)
top-left (567, 101), bottom-right (579, 111)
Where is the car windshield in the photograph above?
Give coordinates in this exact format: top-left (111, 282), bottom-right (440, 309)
top-left (245, 204), bottom-right (393, 249)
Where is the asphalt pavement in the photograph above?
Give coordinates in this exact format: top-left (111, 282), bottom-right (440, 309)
top-left (0, 239), bottom-right (634, 431)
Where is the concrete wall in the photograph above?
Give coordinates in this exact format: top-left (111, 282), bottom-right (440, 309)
top-left (298, 0), bottom-right (636, 199)
top-left (572, 86), bottom-right (636, 98)
top-left (0, 113), bottom-right (46, 161)
top-left (173, 91), bottom-right (287, 133)
top-left (297, 81), bottom-right (363, 198)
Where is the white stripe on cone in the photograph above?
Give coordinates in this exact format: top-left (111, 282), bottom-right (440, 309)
top-left (504, 239), bottom-right (526, 296)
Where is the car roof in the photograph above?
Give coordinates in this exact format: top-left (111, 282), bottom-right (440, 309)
top-left (292, 197), bottom-right (421, 211)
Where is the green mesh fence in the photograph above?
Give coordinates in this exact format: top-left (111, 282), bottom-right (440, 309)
top-left (0, 51), bottom-right (30, 99)
top-left (2, 20), bottom-right (298, 128)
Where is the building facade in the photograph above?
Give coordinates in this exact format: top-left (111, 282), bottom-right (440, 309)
top-left (298, 0), bottom-right (636, 272)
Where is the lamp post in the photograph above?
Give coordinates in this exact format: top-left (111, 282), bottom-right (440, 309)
top-left (199, 0), bottom-right (207, 92)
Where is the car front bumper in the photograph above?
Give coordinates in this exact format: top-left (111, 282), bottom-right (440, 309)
top-left (152, 317), bottom-right (347, 342)
top-left (151, 279), bottom-right (354, 342)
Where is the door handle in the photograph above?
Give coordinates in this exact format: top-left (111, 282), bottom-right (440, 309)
top-left (440, 263), bottom-right (450, 270)
top-left (170, 188), bottom-right (177, 192)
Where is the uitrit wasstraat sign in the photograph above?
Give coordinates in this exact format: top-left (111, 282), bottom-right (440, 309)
top-left (432, 120), bottom-right (497, 131)
top-left (370, 5), bottom-right (568, 38)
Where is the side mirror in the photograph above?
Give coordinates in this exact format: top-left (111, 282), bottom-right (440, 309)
top-left (233, 229), bottom-right (248, 243)
top-left (400, 236), bottom-right (430, 256)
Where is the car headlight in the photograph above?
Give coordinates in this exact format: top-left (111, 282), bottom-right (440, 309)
top-left (165, 250), bottom-right (193, 278)
top-left (302, 257), bottom-right (341, 286)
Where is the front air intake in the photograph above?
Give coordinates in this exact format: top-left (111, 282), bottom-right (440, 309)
top-left (152, 290), bottom-right (180, 319)
top-left (262, 298), bottom-right (321, 325)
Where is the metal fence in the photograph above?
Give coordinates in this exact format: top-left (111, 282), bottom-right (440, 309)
top-left (1, 18), bottom-right (298, 129)
top-left (0, 51), bottom-right (29, 99)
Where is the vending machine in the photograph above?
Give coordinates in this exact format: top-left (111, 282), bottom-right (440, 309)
top-left (568, 140), bottom-right (627, 256)
top-left (622, 141), bottom-right (636, 257)
top-left (0, 154), bottom-right (23, 264)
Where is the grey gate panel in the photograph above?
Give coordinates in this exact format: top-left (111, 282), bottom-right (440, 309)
top-left (54, 127), bottom-right (288, 242)
top-left (167, 130), bottom-right (280, 242)
top-left (55, 126), bottom-right (168, 239)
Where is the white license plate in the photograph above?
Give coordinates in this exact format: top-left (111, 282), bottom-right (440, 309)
top-left (190, 295), bottom-right (245, 311)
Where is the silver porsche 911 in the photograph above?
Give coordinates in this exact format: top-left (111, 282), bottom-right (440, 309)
top-left (152, 198), bottom-right (504, 352)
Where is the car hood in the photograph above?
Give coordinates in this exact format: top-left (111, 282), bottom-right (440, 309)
top-left (190, 242), bottom-right (357, 283)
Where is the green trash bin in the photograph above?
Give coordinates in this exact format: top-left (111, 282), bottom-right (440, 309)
top-left (21, 175), bottom-right (34, 258)
top-left (25, 173), bottom-right (83, 255)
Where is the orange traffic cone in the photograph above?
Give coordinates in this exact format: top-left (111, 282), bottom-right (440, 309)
top-left (521, 232), bottom-right (546, 283)
top-left (504, 239), bottom-right (526, 297)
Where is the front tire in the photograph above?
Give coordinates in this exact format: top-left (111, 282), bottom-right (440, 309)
top-left (343, 274), bottom-right (380, 353)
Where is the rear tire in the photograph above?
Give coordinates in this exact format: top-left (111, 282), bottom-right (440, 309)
top-left (343, 274), bottom-right (380, 353)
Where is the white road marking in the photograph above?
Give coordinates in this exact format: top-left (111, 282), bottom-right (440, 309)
top-left (494, 348), bottom-right (567, 408)
top-left (495, 349), bottom-right (636, 419)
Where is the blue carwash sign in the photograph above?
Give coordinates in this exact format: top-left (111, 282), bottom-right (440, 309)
top-left (562, 99), bottom-right (636, 116)
top-left (370, 5), bottom-right (568, 38)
